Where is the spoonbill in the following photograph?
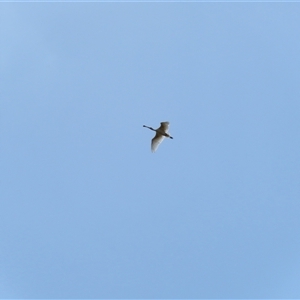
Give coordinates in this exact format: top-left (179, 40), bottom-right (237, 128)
top-left (143, 121), bottom-right (173, 152)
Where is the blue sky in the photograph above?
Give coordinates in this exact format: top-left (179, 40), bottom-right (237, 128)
top-left (1, 2), bottom-right (300, 298)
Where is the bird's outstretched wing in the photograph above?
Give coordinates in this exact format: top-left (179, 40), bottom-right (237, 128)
top-left (159, 122), bottom-right (170, 132)
top-left (151, 133), bottom-right (165, 152)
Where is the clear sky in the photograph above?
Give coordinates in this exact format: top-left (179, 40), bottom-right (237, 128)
top-left (1, 2), bottom-right (300, 299)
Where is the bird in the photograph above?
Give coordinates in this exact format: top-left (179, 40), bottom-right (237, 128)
top-left (143, 121), bottom-right (173, 152)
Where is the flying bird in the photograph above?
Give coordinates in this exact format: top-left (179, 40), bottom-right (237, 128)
top-left (143, 121), bottom-right (173, 152)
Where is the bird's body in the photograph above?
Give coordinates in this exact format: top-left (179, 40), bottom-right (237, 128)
top-left (143, 122), bottom-right (173, 152)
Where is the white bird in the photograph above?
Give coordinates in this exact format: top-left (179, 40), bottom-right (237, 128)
top-left (143, 121), bottom-right (173, 152)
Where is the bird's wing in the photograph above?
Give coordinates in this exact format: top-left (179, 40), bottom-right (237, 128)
top-left (159, 122), bottom-right (170, 133)
top-left (151, 133), bottom-right (165, 152)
